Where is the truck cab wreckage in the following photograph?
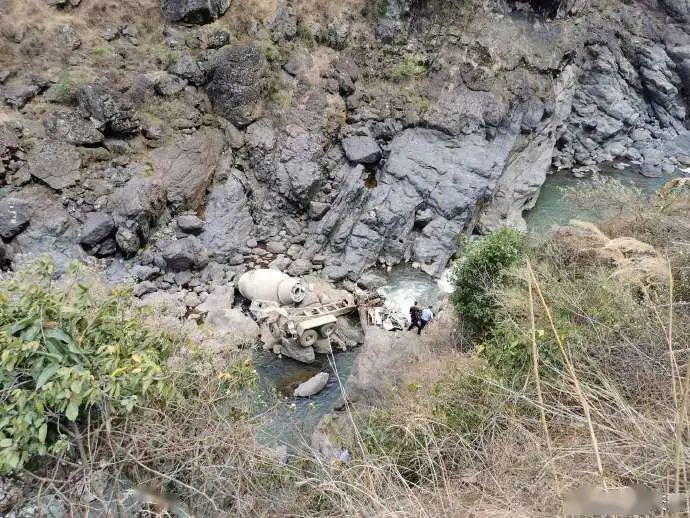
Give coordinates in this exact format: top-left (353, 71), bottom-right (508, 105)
top-left (237, 269), bottom-right (382, 363)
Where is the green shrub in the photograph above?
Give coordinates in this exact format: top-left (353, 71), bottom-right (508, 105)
top-left (479, 308), bottom-right (573, 382)
top-left (452, 228), bottom-right (525, 336)
top-left (49, 68), bottom-right (76, 104)
top-left (0, 260), bottom-right (180, 473)
top-left (296, 24), bottom-right (316, 49)
top-left (376, 0), bottom-right (389, 16)
top-left (390, 54), bottom-right (429, 81)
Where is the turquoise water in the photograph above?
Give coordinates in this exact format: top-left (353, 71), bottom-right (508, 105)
top-left (253, 347), bottom-right (358, 448)
top-left (525, 168), bottom-right (673, 232)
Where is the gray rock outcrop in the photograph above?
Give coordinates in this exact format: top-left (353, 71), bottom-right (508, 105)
top-left (0, 198), bottom-right (31, 240)
top-left (161, 236), bottom-right (209, 271)
top-left (161, 0), bottom-right (231, 24)
top-left (341, 136), bottom-right (381, 164)
top-left (43, 110), bottom-right (104, 145)
top-left (311, 126), bottom-right (519, 277)
top-left (106, 176), bottom-right (167, 252)
top-left (199, 171), bottom-right (254, 263)
top-left (5, 185), bottom-right (83, 271)
top-left (207, 43), bottom-right (269, 126)
top-left (27, 140), bottom-right (81, 190)
top-left (79, 212), bottom-right (115, 247)
top-left (205, 307), bottom-right (260, 344)
top-left (0, 197), bottom-right (31, 241)
top-left (177, 214), bottom-right (204, 234)
top-left (150, 128), bottom-right (225, 211)
top-left (76, 83), bottom-right (140, 135)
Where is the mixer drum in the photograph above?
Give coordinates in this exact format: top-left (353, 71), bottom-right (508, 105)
top-left (237, 269), bottom-right (306, 305)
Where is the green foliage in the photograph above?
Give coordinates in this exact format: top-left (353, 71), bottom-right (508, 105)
top-left (479, 310), bottom-right (571, 382)
top-left (376, 0), bottom-right (389, 17)
top-left (260, 41), bottom-right (284, 63)
top-left (452, 228), bottom-right (525, 336)
top-left (0, 260), bottom-right (180, 473)
top-left (390, 54), bottom-right (429, 81)
top-left (270, 88), bottom-right (293, 108)
top-left (430, 368), bottom-right (508, 438)
top-left (50, 68), bottom-right (76, 105)
top-left (295, 24), bottom-right (316, 49)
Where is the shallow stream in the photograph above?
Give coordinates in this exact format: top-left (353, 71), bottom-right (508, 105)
top-left (254, 167), bottom-right (673, 446)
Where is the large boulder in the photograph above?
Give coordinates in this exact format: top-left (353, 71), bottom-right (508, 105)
top-left (106, 176), bottom-right (167, 249)
top-left (196, 284), bottom-right (235, 314)
top-left (27, 140), bottom-right (82, 190)
top-left (161, 236), bottom-right (209, 271)
top-left (177, 214), bottom-right (204, 234)
top-left (205, 307), bottom-right (260, 344)
top-left (294, 372), bottom-right (329, 397)
top-left (207, 44), bottom-right (269, 127)
top-left (115, 225), bottom-right (140, 257)
top-left (279, 337), bottom-right (316, 364)
top-left (43, 109), bottom-right (103, 145)
top-left (245, 118), bottom-right (326, 210)
top-left (76, 83), bottom-right (140, 135)
top-left (161, 0), bottom-right (231, 24)
top-left (199, 171), bottom-right (254, 262)
top-left (0, 198), bottom-right (31, 240)
top-left (79, 212), bottom-right (115, 247)
top-left (341, 136), bottom-right (381, 164)
top-left (2, 75), bottom-right (49, 108)
top-left (5, 185), bottom-right (83, 271)
top-left (150, 127), bottom-right (225, 211)
top-left (168, 54), bottom-right (207, 86)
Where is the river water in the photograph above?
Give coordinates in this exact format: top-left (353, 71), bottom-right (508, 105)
top-left (253, 167), bottom-right (674, 446)
top-left (525, 167), bottom-right (672, 231)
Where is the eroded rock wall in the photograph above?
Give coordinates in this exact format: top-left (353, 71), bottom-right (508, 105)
top-left (0, 0), bottom-right (688, 293)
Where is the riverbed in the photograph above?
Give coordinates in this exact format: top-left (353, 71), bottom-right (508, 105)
top-left (253, 167), bottom-right (675, 447)
top-left (252, 268), bottom-right (452, 447)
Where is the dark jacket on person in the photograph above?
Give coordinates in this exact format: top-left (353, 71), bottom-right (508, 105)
top-left (409, 305), bottom-right (421, 322)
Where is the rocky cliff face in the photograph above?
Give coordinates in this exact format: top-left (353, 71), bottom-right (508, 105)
top-left (1, 0), bottom-right (689, 295)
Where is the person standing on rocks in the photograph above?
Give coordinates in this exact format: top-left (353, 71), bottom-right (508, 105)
top-left (407, 301), bottom-right (422, 332)
top-left (419, 306), bottom-right (434, 335)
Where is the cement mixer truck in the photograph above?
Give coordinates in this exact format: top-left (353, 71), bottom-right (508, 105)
top-left (236, 269), bottom-right (358, 361)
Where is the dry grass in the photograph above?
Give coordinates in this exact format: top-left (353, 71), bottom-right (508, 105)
top-left (8, 181), bottom-right (690, 516)
top-left (0, 0), bottom-right (163, 92)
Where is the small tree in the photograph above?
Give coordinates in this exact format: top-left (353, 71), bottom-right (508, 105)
top-left (452, 228), bottom-right (525, 337)
top-left (0, 260), bottom-right (180, 473)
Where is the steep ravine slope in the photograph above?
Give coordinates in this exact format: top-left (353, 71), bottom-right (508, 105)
top-left (1, 0), bottom-right (689, 295)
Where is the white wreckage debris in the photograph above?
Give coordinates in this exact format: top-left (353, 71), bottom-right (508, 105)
top-left (236, 269), bottom-right (359, 364)
top-left (366, 306), bottom-right (408, 331)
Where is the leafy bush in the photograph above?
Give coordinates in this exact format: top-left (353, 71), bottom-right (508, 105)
top-left (0, 260), bottom-right (180, 473)
top-left (479, 305), bottom-right (575, 382)
top-left (452, 228), bottom-right (525, 336)
top-left (390, 54), bottom-right (429, 81)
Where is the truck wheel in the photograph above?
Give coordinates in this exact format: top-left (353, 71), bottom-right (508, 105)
top-left (299, 329), bottom-right (319, 347)
top-left (319, 323), bottom-right (337, 338)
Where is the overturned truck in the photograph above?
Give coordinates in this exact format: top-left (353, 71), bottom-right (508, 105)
top-left (237, 269), bottom-right (364, 363)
